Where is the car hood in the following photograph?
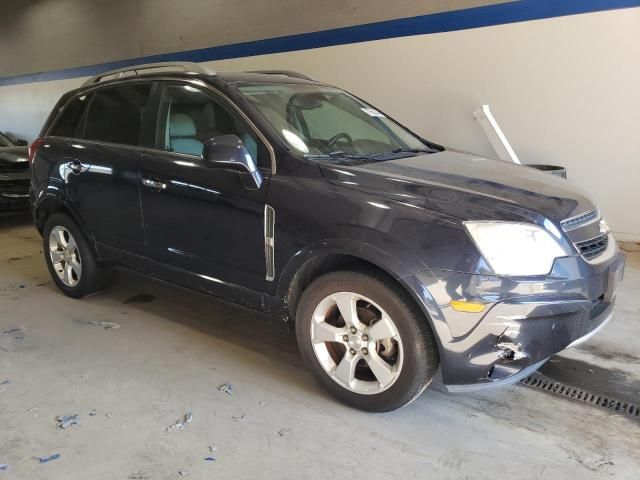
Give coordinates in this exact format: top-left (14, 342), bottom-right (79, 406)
top-left (318, 149), bottom-right (594, 224)
top-left (0, 146), bottom-right (29, 164)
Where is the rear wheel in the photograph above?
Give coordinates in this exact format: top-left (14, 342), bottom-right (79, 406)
top-left (43, 213), bottom-right (113, 298)
top-left (296, 270), bottom-right (439, 412)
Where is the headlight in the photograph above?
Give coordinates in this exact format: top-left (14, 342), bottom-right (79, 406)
top-left (464, 221), bottom-right (569, 276)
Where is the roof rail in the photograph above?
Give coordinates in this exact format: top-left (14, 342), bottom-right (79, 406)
top-left (247, 70), bottom-right (316, 81)
top-left (82, 62), bottom-right (215, 86)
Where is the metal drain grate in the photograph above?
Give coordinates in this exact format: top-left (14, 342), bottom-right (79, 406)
top-left (520, 373), bottom-right (639, 420)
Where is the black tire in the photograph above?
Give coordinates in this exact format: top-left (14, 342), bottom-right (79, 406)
top-left (296, 270), bottom-right (439, 412)
top-left (43, 213), bottom-right (113, 298)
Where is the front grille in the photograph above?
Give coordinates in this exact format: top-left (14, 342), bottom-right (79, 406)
top-left (0, 179), bottom-right (29, 192)
top-left (0, 161), bottom-right (29, 174)
top-left (561, 209), bottom-right (609, 261)
top-left (575, 234), bottom-right (609, 260)
top-left (560, 209), bottom-right (598, 231)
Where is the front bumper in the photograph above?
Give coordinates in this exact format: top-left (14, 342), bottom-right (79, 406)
top-left (404, 238), bottom-right (625, 391)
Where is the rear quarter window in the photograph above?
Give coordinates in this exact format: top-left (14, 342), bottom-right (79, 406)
top-left (49, 94), bottom-right (91, 138)
top-left (83, 83), bottom-right (152, 146)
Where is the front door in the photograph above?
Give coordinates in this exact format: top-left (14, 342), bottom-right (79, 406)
top-left (140, 82), bottom-right (272, 307)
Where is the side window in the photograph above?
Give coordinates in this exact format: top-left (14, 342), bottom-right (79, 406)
top-left (50, 94), bottom-right (91, 138)
top-left (156, 84), bottom-right (269, 168)
top-left (84, 83), bottom-right (152, 146)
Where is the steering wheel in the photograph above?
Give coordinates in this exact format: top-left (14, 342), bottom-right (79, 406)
top-left (327, 132), bottom-right (353, 148)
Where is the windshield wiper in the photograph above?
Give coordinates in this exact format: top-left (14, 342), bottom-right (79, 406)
top-left (328, 150), bottom-right (372, 160)
top-left (368, 147), bottom-right (439, 159)
top-left (306, 151), bottom-right (373, 160)
top-left (308, 147), bottom-right (437, 162)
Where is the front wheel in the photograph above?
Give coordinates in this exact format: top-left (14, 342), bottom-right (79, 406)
top-left (296, 271), bottom-right (439, 412)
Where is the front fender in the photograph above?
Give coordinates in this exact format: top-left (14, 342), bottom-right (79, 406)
top-left (276, 237), bottom-right (421, 301)
top-left (274, 236), bottom-right (448, 363)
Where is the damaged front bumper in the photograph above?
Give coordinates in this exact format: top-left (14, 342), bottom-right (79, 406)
top-left (404, 237), bottom-right (625, 392)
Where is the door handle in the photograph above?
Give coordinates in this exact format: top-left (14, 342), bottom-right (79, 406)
top-left (141, 178), bottom-right (167, 190)
top-left (68, 160), bottom-right (87, 174)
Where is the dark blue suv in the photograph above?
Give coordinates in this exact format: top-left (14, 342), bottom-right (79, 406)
top-left (29, 62), bottom-right (624, 411)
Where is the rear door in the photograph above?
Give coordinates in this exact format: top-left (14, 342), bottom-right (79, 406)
top-left (61, 82), bottom-right (153, 269)
top-left (139, 81), bottom-right (272, 306)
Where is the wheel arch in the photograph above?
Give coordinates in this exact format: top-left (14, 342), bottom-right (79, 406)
top-left (277, 241), bottom-right (445, 360)
top-left (34, 195), bottom-right (100, 257)
top-left (34, 196), bottom-right (69, 233)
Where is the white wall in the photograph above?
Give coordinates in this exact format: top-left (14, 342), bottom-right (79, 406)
top-left (1, 8), bottom-right (638, 239)
top-left (0, 78), bottom-right (80, 140)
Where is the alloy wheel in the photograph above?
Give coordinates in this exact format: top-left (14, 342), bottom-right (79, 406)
top-left (49, 226), bottom-right (82, 287)
top-left (310, 292), bottom-right (404, 394)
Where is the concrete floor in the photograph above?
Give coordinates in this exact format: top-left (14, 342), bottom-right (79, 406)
top-left (1, 214), bottom-right (639, 480)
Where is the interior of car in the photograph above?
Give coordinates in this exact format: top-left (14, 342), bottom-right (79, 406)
top-left (159, 85), bottom-right (260, 163)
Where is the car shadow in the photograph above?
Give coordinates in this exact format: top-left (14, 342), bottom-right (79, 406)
top-left (78, 268), bottom-right (327, 398)
top-left (88, 269), bottom-right (461, 409)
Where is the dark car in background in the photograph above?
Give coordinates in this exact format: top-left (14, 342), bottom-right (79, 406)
top-left (0, 131), bottom-right (30, 214)
top-left (28, 62), bottom-right (624, 411)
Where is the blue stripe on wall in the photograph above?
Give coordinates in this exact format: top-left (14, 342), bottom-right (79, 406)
top-left (1, 0), bottom-right (639, 87)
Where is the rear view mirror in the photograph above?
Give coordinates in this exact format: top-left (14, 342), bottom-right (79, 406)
top-left (202, 135), bottom-right (263, 189)
top-left (14, 139), bottom-right (28, 147)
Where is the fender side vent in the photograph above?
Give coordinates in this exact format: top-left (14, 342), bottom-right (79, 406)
top-left (264, 205), bottom-right (275, 281)
top-left (520, 373), bottom-right (639, 420)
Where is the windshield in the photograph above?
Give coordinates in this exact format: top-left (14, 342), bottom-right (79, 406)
top-left (0, 133), bottom-right (13, 147)
top-left (237, 83), bottom-right (430, 159)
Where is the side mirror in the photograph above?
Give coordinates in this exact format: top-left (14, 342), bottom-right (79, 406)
top-left (202, 134), bottom-right (263, 189)
top-left (14, 139), bottom-right (28, 147)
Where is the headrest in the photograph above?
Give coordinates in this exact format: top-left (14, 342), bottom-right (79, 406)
top-left (170, 113), bottom-right (196, 137)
